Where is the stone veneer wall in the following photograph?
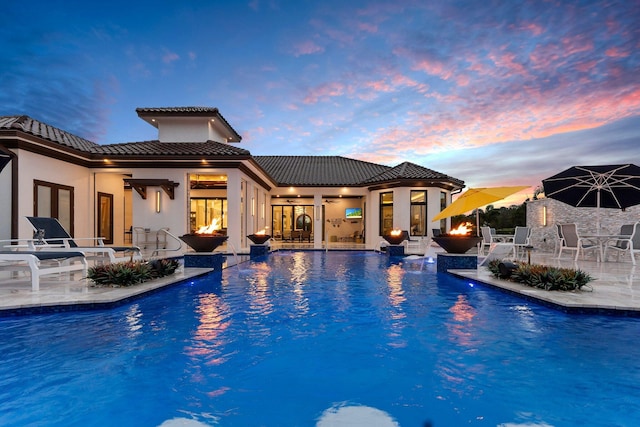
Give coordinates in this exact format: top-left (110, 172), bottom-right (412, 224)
top-left (526, 198), bottom-right (640, 252)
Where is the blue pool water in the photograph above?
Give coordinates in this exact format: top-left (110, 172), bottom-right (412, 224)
top-left (1, 251), bottom-right (639, 426)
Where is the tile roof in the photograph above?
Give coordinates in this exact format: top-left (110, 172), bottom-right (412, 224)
top-left (0, 115), bottom-right (99, 152)
top-left (254, 156), bottom-right (391, 186)
top-left (95, 140), bottom-right (251, 157)
top-left (135, 106), bottom-right (242, 142)
top-left (362, 161), bottom-right (465, 186)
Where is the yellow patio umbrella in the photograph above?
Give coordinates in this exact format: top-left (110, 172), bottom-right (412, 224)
top-left (432, 186), bottom-right (530, 234)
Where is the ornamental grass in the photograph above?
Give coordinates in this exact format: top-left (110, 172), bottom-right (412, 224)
top-left (87, 259), bottom-right (180, 287)
top-left (486, 259), bottom-right (593, 291)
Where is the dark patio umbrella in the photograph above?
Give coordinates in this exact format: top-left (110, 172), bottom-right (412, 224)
top-left (542, 164), bottom-right (640, 229)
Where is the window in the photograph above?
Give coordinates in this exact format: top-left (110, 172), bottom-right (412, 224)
top-left (410, 190), bottom-right (427, 236)
top-left (190, 198), bottom-right (227, 233)
top-left (379, 192), bottom-right (393, 235)
top-left (439, 191), bottom-right (447, 233)
top-left (34, 180), bottom-right (74, 235)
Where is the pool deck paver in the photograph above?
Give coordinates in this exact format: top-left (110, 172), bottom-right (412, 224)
top-left (0, 249), bottom-right (639, 315)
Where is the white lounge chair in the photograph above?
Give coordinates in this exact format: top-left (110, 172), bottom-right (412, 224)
top-left (478, 242), bottom-right (517, 267)
top-left (0, 250), bottom-right (87, 291)
top-left (26, 216), bottom-right (141, 263)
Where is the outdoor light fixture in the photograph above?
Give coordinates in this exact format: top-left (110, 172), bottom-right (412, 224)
top-left (251, 197), bottom-right (255, 216)
top-left (156, 191), bottom-right (161, 213)
top-left (261, 202), bottom-right (265, 219)
top-left (542, 206), bottom-right (547, 226)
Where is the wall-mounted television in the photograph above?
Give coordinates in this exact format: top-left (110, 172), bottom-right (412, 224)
top-left (345, 207), bottom-right (363, 219)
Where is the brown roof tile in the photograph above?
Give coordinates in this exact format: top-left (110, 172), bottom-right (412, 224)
top-left (0, 115), bottom-right (99, 152)
top-left (95, 140), bottom-right (251, 157)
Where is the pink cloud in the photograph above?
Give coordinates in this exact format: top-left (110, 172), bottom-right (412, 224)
top-left (162, 51), bottom-right (179, 64)
top-left (605, 47), bottom-right (630, 58)
top-left (303, 81), bottom-right (346, 104)
top-left (292, 40), bottom-right (324, 57)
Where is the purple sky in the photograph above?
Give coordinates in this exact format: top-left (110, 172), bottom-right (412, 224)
top-left (1, 0), bottom-right (638, 206)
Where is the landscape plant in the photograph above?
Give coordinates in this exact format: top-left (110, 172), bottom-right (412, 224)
top-left (486, 259), bottom-right (593, 291)
top-left (87, 259), bottom-right (180, 287)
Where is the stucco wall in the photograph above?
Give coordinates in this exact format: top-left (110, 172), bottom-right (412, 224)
top-left (526, 198), bottom-right (640, 252)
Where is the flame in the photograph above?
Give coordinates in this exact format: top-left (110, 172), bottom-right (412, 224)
top-left (390, 229), bottom-right (403, 236)
top-left (449, 222), bottom-right (473, 235)
top-left (196, 219), bottom-right (221, 234)
top-left (255, 229), bottom-right (266, 235)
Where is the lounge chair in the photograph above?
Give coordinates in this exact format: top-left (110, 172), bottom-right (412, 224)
top-left (0, 250), bottom-right (87, 291)
top-left (402, 231), bottom-right (424, 254)
top-left (25, 216), bottom-right (141, 263)
top-left (478, 242), bottom-right (516, 267)
top-left (603, 222), bottom-right (639, 265)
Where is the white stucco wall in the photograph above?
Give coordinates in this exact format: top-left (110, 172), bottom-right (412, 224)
top-left (157, 118), bottom-right (227, 143)
top-left (15, 150), bottom-right (94, 239)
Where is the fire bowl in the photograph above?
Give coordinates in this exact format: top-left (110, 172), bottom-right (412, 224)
top-left (247, 234), bottom-right (271, 245)
top-left (179, 234), bottom-right (228, 252)
top-left (432, 235), bottom-right (482, 254)
top-left (382, 233), bottom-right (407, 245)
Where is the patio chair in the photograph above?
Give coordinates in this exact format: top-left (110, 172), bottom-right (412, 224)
top-left (512, 226), bottom-right (532, 259)
top-left (479, 226), bottom-right (494, 255)
top-left (25, 217), bottom-right (141, 264)
top-left (0, 250), bottom-right (87, 291)
top-left (558, 223), bottom-right (598, 262)
top-left (553, 224), bottom-right (565, 257)
top-left (603, 222), bottom-right (639, 265)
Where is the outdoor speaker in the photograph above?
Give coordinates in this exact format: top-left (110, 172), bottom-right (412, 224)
top-left (498, 261), bottom-right (517, 279)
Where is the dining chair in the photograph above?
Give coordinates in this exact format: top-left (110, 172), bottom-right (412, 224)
top-left (558, 223), bottom-right (598, 262)
top-left (603, 222), bottom-right (639, 265)
top-left (553, 224), bottom-right (565, 257)
top-left (480, 226), bottom-right (493, 255)
top-left (512, 226), bottom-right (531, 259)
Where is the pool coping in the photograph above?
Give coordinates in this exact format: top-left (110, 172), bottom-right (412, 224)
top-left (449, 268), bottom-right (640, 317)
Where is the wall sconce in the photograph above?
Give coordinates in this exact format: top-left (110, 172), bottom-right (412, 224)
top-left (261, 202), bottom-right (265, 219)
top-left (155, 190), bottom-right (161, 213)
top-left (542, 206), bottom-right (547, 226)
top-left (251, 197), bottom-right (255, 216)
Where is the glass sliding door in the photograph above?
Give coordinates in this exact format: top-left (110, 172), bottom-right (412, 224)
top-left (34, 180), bottom-right (74, 235)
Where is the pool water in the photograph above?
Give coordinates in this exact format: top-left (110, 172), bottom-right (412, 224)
top-left (1, 251), bottom-right (639, 426)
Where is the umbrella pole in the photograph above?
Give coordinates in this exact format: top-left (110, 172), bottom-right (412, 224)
top-left (476, 209), bottom-right (480, 236)
top-left (597, 189), bottom-right (601, 231)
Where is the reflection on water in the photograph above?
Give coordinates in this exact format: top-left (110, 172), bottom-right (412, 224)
top-left (185, 293), bottom-right (231, 365)
top-left (386, 263), bottom-right (407, 348)
top-left (289, 252), bottom-right (310, 315)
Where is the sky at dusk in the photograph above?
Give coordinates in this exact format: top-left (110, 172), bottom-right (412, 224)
top-left (1, 0), bottom-right (639, 206)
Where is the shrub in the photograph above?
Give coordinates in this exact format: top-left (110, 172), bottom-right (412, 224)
top-left (486, 259), bottom-right (593, 291)
top-left (88, 259), bottom-right (180, 287)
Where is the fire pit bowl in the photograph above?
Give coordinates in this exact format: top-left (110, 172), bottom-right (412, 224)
top-left (432, 235), bottom-right (482, 254)
top-left (382, 232), bottom-right (407, 245)
top-left (179, 234), bottom-right (228, 252)
top-left (247, 234), bottom-right (271, 245)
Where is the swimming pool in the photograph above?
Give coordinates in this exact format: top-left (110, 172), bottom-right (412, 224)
top-left (1, 251), bottom-right (639, 426)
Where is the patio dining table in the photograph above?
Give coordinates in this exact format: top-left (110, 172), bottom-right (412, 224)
top-left (581, 234), bottom-right (626, 262)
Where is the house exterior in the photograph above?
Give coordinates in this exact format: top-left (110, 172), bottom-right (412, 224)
top-left (0, 107), bottom-right (465, 252)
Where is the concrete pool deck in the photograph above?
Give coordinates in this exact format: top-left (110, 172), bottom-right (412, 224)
top-left (0, 250), bottom-right (638, 316)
